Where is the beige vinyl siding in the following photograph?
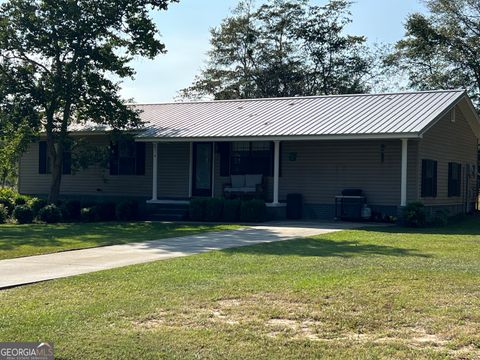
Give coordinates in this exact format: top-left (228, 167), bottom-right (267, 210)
top-left (418, 106), bottom-right (478, 207)
top-left (278, 139), bottom-right (419, 206)
top-left (19, 137), bottom-right (191, 199)
top-left (156, 142), bottom-right (190, 198)
top-left (19, 135), bottom-right (152, 197)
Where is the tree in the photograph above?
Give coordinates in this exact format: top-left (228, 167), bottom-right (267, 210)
top-left (0, 0), bottom-right (177, 202)
top-left (179, 0), bottom-right (371, 100)
top-left (386, 0), bottom-right (480, 108)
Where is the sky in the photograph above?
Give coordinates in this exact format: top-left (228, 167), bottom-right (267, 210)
top-left (120, 0), bottom-right (427, 104)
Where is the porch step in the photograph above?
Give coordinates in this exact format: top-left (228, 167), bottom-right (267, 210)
top-left (146, 203), bottom-right (189, 221)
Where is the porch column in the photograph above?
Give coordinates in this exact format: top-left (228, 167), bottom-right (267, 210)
top-left (151, 142), bottom-right (158, 201)
top-left (273, 140), bottom-right (280, 205)
top-left (211, 142), bottom-right (215, 198)
top-left (400, 138), bottom-right (408, 207)
top-left (188, 142), bottom-right (193, 198)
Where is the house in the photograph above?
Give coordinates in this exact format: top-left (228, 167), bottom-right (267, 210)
top-left (18, 89), bottom-right (480, 220)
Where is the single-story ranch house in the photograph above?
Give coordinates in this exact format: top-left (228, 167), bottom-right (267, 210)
top-left (18, 89), bottom-right (480, 220)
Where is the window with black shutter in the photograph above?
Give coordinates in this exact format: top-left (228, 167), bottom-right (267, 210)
top-left (421, 159), bottom-right (437, 197)
top-left (109, 140), bottom-right (145, 176)
top-left (38, 141), bottom-right (71, 175)
top-left (230, 142), bottom-right (274, 176)
top-left (448, 162), bottom-right (462, 197)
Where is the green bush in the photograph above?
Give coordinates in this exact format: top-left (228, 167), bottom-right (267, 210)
top-left (95, 202), bottom-right (117, 221)
top-left (403, 202), bottom-right (426, 227)
top-left (14, 195), bottom-right (29, 206)
top-left (29, 198), bottom-right (48, 216)
top-left (240, 199), bottom-right (266, 222)
top-left (204, 198), bottom-right (223, 222)
top-left (62, 200), bottom-right (82, 221)
top-left (38, 204), bottom-right (63, 224)
top-left (189, 198), bottom-right (207, 221)
top-left (0, 204), bottom-right (8, 224)
top-left (115, 200), bottom-right (139, 221)
top-left (431, 209), bottom-right (449, 227)
top-left (80, 207), bottom-right (96, 222)
top-left (13, 205), bottom-right (34, 224)
top-left (222, 199), bottom-right (241, 222)
top-left (0, 188), bottom-right (16, 215)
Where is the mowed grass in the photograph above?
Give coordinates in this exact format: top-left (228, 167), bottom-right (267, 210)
top-left (1, 218), bottom-right (480, 359)
top-left (0, 222), bottom-right (240, 260)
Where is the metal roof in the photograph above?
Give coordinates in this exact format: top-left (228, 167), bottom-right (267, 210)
top-left (133, 90), bottom-right (469, 141)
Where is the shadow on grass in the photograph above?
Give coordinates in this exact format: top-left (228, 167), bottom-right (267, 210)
top-left (222, 237), bottom-right (430, 258)
top-left (0, 222), bottom-right (229, 252)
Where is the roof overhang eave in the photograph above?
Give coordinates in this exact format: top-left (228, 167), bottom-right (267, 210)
top-left (134, 133), bottom-right (422, 143)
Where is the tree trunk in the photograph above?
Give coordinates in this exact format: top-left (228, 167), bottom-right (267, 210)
top-left (47, 137), bottom-right (63, 204)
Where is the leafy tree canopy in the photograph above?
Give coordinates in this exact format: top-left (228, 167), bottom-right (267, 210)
top-left (386, 0), bottom-right (480, 108)
top-left (180, 0), bottom-right (372, 100)
top-left (0, 0), bottom-right (177, 202)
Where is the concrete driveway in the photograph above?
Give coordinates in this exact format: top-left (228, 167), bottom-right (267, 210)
top-left (0, 222), bottom-right (364, 289)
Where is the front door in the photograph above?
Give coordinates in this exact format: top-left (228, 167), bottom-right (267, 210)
top-left (192, 142), bottom-right (213, 197)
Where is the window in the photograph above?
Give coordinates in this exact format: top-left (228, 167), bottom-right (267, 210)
top-left (448, 162), bottom-right (462, 197)
top-left (229, 141), bottom-right (273, 176)
top-left (39, 141), bottom-right (71, 175)
top-left (109, 140), bottom-right (146, 175)
top-left (421, 159), bottom-right (437, 197)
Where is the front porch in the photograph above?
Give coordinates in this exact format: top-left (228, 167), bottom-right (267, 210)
top-left (139, 138), bottom-right (414, 220)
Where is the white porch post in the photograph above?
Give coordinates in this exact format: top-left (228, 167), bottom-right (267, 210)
top-left (151, 142), bottom-right (158, 201)
top-left (400, 138), bottom-right (408, 207)
top-left (273, 140), bottom-right (280, 205)
top-left (211, 142), bottom-right (215, 198)
top-left (188, 142), bottom-right (193, 198)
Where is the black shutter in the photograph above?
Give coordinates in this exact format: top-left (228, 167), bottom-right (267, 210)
top-left (432, 160), bottom-right (438, 197)
top-left (62, 150), bottom-right (72, 175)
top-left (135, 142), bottom-right (146, 175)
top-left (421, 159), bottom-right (427, 197)
top-left (219, 142), bottom-right (231, 177)
top-left (39, 141), bottom-right (47, 174)
top-left (109, 142), bottom-right (119, 175)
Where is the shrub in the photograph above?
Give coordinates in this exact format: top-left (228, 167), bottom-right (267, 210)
top-left (80, 207), bottom-right (96, 222)
top-left (222, 199), bottom-right (241, 222)
top-left (29, 198), bottom-right (48, 216)
top-left (13, 205), bottom-right (34, 224)
top-left (14, 195), bottom-right (29, 206)
top-left (240, 199), bottom-right (266, 222)
top-left (115, 200), bottom-right (139, 221)
top-left (403, 202), bottom-right (426, 227)
top-left (0, 188), bottom-right (16, 215)
top-left (95, 202), bottom-right (117, 221)
top-left (189, 198), bottom-right (207, 221)
top-left (431, 209), bottom-right (449, 227)
top-left (38, 204), bottom-right (63, 224)
top-left (204, 198), bottom-right (223, 222)
top-left (0, 204), bottom-right (8, 224)
top-left (62, 200), bottom-right (82, 221)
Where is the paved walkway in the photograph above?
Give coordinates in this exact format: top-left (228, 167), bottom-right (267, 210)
top-left (0, 222), bottom-right (363, 289)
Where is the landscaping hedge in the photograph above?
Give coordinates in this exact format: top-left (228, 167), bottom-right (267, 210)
top-left (204, 198), bottom-right (223, 222)
top-left (189, 198), bottom-right (266, 223)
top-left (189, 198), bottom-right (207, 221)
top-left (0, 204), bottom-right (8, 224)
top-left (13, 205), bottom-right (34, 224)
top-left (38, 204), bottom-right (63, 224)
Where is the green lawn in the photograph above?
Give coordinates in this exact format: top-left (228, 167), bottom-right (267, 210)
top-left (0, 222), bottom-right (240, 260)
top-left (1, 218), bottom-right (480, 359)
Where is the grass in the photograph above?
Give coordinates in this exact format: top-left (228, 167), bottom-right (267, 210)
top-left (0, 222), bottom-right (240, 260)
top-left (1, 217), bottom-right (480, 359)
